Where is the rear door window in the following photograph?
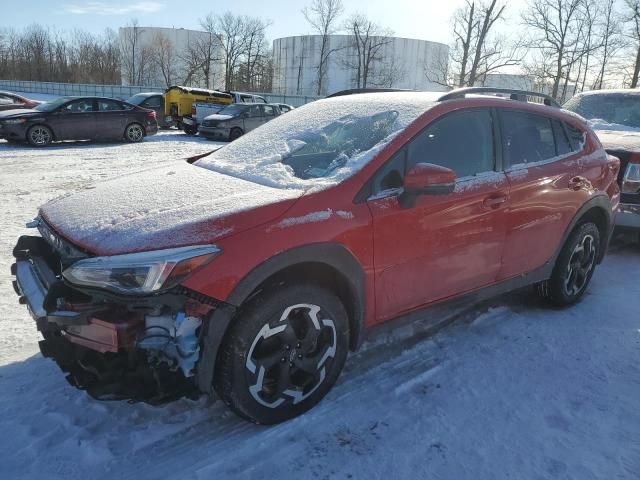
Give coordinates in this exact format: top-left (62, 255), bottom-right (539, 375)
top-left (552, 120), bottom-right (572, 156)
top-left (98, 100), bottom-right (125, 111)
top-left (406, 108), bottom-right (495, 178)
top-left (565, 123), bottom-right (585, 151)
top-left (60, 99), bottom-right (95, 113)
top-left (499, 110), bottom-right (556, 167)
top-left (263, 105), bottom-right (276, 116)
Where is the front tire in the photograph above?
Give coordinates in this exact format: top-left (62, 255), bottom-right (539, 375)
top-left (124, 123), bottom-right (144, 142)
top-left (215, 284), bottom-right (349, 424)
top-left (536, 222), bottom-right (600, 306)
top-left (27, 125), bottom-right (53, 146)
top-left (229, 128), bottom-right (243, 141)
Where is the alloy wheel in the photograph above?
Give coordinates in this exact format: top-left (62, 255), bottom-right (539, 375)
top-left (29, 127), bottom-right (51, 145)
top-left (245, 303), bottom-right (337, 409)
top-left (564, 233), bottom-right (596, 296)
top-left (126, 124), bottom-right (143, 142)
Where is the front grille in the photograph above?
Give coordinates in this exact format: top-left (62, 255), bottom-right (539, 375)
top-left (202, 120), bottom-right (218, 128)
top-left (37, 218), bottom-right (89, 265)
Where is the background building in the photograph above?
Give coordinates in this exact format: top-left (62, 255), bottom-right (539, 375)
top-left (272, 35), bottom-right (449, 96)
top-left (118, 26), bottom-right (224, 88)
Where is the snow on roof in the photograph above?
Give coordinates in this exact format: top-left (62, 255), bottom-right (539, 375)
top-left (195, 92), bottom-right (440, 190)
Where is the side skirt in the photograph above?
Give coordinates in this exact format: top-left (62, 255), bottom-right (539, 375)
top-left (361, 264), bottom-right (552, 350)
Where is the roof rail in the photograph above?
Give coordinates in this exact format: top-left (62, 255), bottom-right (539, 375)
top-left (438, 87), bottom-right (560, 108)
top-left (326, 88), bottom-right (412, 98)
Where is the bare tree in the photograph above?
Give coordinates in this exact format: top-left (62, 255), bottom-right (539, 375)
top-left (241, 17), bottom-right (271, 91)
top-left (430, 0), bottom-right (520, 88)
top-left (196, 14), bottom-right (223, 89)
top-left (522, 0), bottom-right (586, 99)
top-left (627, 0), bottom-right (640, 88)
top-left (151, 32), bottom-right (178, 87)
top-left (213, 12), bottom-right (249, 90)
top-left (119, 19), bottom-right (153, 85)
top-left (342, 14), bottom-right (393, 89)
top-left (303, 0), bottom-right (343, 95)
top-left (593, 0), bottom-right (624, 89)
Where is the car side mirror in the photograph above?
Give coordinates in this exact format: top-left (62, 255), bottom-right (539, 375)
top-left (399, 163), bottom-right (456, 208)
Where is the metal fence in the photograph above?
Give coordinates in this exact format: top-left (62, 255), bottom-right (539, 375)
top-left (0, 80), bottom-right (320, 106)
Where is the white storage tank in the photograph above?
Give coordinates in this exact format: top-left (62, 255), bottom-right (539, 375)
top-left (272, 35), bottom-right (449, 96)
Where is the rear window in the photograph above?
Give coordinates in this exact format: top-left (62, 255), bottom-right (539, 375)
top-left (552, 120), bottom-right (572, 156)
top-left (499, 110), bottom-right (556, 167)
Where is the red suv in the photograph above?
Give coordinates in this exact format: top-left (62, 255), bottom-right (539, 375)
top-left (12, 88), bottom-right (620, 424)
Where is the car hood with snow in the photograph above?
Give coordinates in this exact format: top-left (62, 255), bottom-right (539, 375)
top-left (203, 114), bottom-right (235, 122)
top-left (594, 129), bottom-right (640, 152)
top-left (39, 162), bottom-right (305, 255)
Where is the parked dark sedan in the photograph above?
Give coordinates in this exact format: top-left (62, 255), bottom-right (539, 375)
top-left (0, 96), bottom-right (158, 146)
top-left (127, 92), bottom-right (174, 128)
top-left (0, 91), bottom-right (42, 111)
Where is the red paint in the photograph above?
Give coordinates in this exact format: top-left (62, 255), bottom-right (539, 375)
top-left (34, 95), bottom-right (614, 331)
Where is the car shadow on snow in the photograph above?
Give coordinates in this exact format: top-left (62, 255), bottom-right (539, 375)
top-left (1, 242), bottom-right (637, 479)
top-left (0, 294), bottom-right (506, 480)
top-left (0, 131), bottom-right (226, 151)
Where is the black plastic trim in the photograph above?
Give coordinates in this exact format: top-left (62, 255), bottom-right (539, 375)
top-left (195, 242), bottom-right (366, 394)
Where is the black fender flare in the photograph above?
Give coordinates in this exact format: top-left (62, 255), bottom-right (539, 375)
top-left (549, 194), bottom-right (613, 271)
top-left (195, 242), bottom-right (366, 393)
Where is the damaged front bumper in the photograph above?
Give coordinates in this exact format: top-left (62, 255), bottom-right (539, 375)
top-left (12, 233), bottom-right (222, 403)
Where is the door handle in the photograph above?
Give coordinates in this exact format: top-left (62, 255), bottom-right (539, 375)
top-left (483, 194), bottom-right (508, 209)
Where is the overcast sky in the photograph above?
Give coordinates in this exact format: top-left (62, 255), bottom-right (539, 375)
top-left (3, 0), bottom-right (530, 45)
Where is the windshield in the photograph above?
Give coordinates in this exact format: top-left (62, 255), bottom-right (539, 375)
top-left (34, 97), bottom-right (71, 112)
top-left (195, 92), bottom-right (439, 190)
top-left (218, 104), bottom-right (249, 116)
top-left (564, 93), bottom-right (640, 129)
top-left (126, 93), bottom-right (149, 105)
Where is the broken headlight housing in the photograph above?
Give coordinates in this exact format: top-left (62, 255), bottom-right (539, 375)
top-left (62, 245), bottom-right (220, 295)
top-left (622, 163), bottom-right (640, 194)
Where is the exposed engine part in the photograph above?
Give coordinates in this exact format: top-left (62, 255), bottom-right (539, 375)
top-left (137, 312), bottom-right (202, 377)
top-left (39, 333), bottom-right (199, 404)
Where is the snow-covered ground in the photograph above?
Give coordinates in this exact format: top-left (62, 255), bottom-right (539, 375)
top-left (1, 133), bottom-right (639, 479)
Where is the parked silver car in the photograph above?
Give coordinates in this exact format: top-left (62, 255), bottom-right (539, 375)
top-left (198, 103), bottom-right (281, 141)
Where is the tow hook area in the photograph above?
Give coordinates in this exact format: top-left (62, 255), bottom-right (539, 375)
top-left (138, 312), bottom-right (202, 377)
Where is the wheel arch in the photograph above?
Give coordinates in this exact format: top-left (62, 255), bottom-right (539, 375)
top-left (124, 121), bottom-right (145, 139)
top-left (195, 243), bottom-right (366, 394)
top-left (27, 123), bottom-right (56, 142)
top-left (555, 194), bottom-right (612, 266)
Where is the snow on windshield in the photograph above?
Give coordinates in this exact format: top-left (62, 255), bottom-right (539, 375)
top-left (587, 118), bottom-right (640, 132)
top-left (195, 92), bottom-right (439, 189)
top-left (564, 93), bottom-right (640, 131)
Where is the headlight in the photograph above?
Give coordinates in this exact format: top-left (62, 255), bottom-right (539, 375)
top-left (622, 163), bottom-right (640, 194)
top-left (3, 118), bottom-right (27, 124)
top-left (62, 245), bottom-right (220, 295)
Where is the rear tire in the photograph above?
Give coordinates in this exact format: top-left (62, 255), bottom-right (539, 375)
top-left (215, 284), bottom-right (349, 424)
top-left (124, 123), bottom-right (144, 143)
top-left (536, 222), bottom-right (600, 306)
top-left (229, 128), bottom-right (243, 141)
top-left (27, 125), bottom-right (53, 146)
